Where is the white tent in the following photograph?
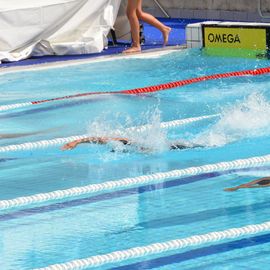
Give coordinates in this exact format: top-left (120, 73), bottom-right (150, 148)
top-left (0, 0), bottom-right (121, 62)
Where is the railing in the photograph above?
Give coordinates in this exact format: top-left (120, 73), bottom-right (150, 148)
top-left (258, 0), bottom-right (270, 19)
top-left (153, 0), bottom-right (170, 18)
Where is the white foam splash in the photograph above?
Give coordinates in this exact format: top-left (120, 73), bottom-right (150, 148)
top-left (195, 93), bottom-right (270, 147)
top-left (236, 169), bottom-right (270, 178)
top-left (130, 108), bottom-right (168, 152)
top-left (86, 108), bottom-right (168, 154)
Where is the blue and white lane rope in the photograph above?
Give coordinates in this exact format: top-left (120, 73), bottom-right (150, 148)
top-left (0, 114), bottom-right (219, 153)
top-left (0, 153), bottom-right (270, 211)
top-left (36, 220), bottom-right (270, 270)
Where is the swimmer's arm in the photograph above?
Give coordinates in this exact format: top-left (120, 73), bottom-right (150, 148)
top-left (256, 177), bottom-right (270, 182)
top-left (235, 183), bottom-right (270, 189)
top-left (61, 138), bottom-right (91, 150)
top-left (224, 177), bottom-right (270, 191)
top-left (61, 137), bottom-right (131, 150)
top-left (247, 185), bottom-right (270, 188)
top-left (247, 177), bottom-right (270, 188)
top-left (243, 177), bottom-right (270, 187)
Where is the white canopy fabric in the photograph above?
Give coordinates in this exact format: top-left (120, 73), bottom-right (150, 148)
top-left (0, 0), bottom-right (121, 62)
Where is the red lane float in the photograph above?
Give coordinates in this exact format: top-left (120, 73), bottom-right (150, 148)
top-left (28, 66), bottom-right (270, 105)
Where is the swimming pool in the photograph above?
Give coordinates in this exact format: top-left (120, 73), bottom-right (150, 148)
top-left (1, 48), bottom-right (270, 269)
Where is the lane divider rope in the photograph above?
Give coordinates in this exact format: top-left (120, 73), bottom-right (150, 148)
top-left (0, 114), bottom-right (218, 153)
top-left (36, 220), bottom-right (270, 270)
top-left (0, 153), bottom-right (270, 210)
top-left (1, 66), bottom-right (270, 112)
top-left (0, 102), bottom-right (32, 111)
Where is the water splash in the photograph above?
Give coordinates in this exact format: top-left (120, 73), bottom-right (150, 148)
top-left (195, 93), bottom-right (270, 147)
top-left (130, 108), bottom-right (168, 153)
top-left (86, 107), bottom-right (168, 156)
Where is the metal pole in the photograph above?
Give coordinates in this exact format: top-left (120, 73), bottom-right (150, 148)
top-left (153, 0), bottom-right (170, 18)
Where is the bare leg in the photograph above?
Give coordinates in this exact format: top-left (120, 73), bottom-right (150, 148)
top-left (136, 0), bottom-right (171, 46)
top-left (124, 0), bottom-right (141, 53)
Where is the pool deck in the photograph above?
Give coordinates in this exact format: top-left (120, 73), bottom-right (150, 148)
top-left (0, 18), bottom-right (203, 70)
top-left (0, 46), bottom-right (185, 75)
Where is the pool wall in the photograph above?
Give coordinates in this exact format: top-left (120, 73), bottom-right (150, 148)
top-left (141, 0), bottom-right (270, 23)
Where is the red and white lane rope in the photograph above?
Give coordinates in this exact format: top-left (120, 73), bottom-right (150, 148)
top-left (36, 220), bottom-right (270, 270)
top-left (0, 153), bottom-right (269, 211)
top-left (0, 114), bottom-right (218, 153)
top-left (1, 66), bottom-right (270, 112)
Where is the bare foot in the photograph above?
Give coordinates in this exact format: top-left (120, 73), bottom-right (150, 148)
top-left (162, 27), bottom-right (171, 46)
top-left (123, 46), bottom-right (141, 54)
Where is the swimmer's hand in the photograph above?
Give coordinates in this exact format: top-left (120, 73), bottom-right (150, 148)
top-left (224, 187), bottom-right (239, 192)
top-left (61, 141), bottom-right (79, 150)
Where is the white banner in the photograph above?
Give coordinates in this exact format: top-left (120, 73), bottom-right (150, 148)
top-left (0, 0), bottom-right (121, 62)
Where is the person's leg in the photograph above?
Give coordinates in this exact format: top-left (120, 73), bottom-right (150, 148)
top-left (125, 0), bottom-right (141, 53)
top-left (136, 0), bottom-right (171, 45)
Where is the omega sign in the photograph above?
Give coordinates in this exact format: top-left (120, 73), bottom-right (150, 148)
top-left (204, 26), bottom-right (267, 51)
top-left (208, 33), bottom-right (241, 44)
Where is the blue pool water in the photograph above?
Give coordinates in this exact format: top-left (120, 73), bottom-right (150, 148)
top-left (1, 49), bottom-right (270, 269)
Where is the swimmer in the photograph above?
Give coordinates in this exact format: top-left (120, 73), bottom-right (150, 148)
top-left (61, 136), bottom-right (203, 151)
top-left (0, 158), bottom-right (17, 163)
top-left (224, 177), bottom-right (270, 192)
top-left (0, 132), bottom-right (41, 139)
top-left (0, 127), bottom-right (62, 140)
top-left (124, 0), bottom-right (171, 54)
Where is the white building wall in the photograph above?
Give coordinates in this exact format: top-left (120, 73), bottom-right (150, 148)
top-left (141, 0), bottom-right (270, 22)
top-left (143, 0), bottom-right (259, 11)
